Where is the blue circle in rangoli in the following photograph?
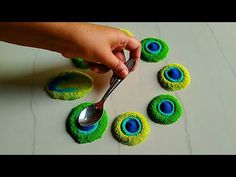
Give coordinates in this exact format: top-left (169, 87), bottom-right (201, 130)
top-left (77, 122), bottom-right (99, 134)
top-left (125, 119), bottom-right (139, 133)
top-left (145, 41), bottom-right (162, 54)
top-left (168, 68), bottom-right (181, 79)
top-left (157, 100), bottom-right (175, 116)
top-left (121, 117), bottom-right (142, 136)
top-left (164, 67), bottom-right (184, 82)
top-left (77, 124), bottom-right (96, 131)
top-left (48, 74), bottom-right (79, 92)
top-left (148, 42), bottom-right (159, 51)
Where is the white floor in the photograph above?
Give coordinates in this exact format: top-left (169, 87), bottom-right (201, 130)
top-left (0, 22), bottom-right (236, 154)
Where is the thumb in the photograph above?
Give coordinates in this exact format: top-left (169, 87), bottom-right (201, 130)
top-left (100, 51), bottom-right (129, 78)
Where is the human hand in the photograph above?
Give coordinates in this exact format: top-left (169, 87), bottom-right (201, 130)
top-left (0, 22), bottom-right (141, 78)
top-left (60, 23), bottom-right (141, 78)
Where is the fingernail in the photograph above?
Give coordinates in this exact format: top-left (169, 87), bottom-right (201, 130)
top-left (120, 68), bottom-right (129, 78)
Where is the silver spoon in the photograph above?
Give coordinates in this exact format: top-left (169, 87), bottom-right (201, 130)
top-left (78, 58), bottom-right (136, 127)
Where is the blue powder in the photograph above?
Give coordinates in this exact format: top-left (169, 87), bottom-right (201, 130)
top-left (167, 68), bottom-right (181, 80)
top-left (125, 119), bottom-right (139, 133)
top-left (77, 124), bottom-right (95, 131)
top-left (160, 101), bottom-right (173, 114)
top-left (48, 74), bottom-right (79, 92)
top-left (147, 42), bottom-right (159, 52)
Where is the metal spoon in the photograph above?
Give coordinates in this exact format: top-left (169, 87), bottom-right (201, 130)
top-left (78, 58), bottom-right (136, 127)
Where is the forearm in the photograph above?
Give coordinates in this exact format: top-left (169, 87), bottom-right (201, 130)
top-left (0, 22), bottom-right (77, 54)
top-left (0, 22), bottom-right (141, 78)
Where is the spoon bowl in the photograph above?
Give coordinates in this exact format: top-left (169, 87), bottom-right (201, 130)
top-left (77, 58), bottom-right (136, 127)
top-left (78, 103), bottom-right (103, 127)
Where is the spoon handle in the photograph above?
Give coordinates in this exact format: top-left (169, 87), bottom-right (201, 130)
top-left (98, 58), bottom-right (136, 105)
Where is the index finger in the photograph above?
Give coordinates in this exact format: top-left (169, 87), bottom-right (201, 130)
top-left (125, 36), bottom-right (141, 71)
